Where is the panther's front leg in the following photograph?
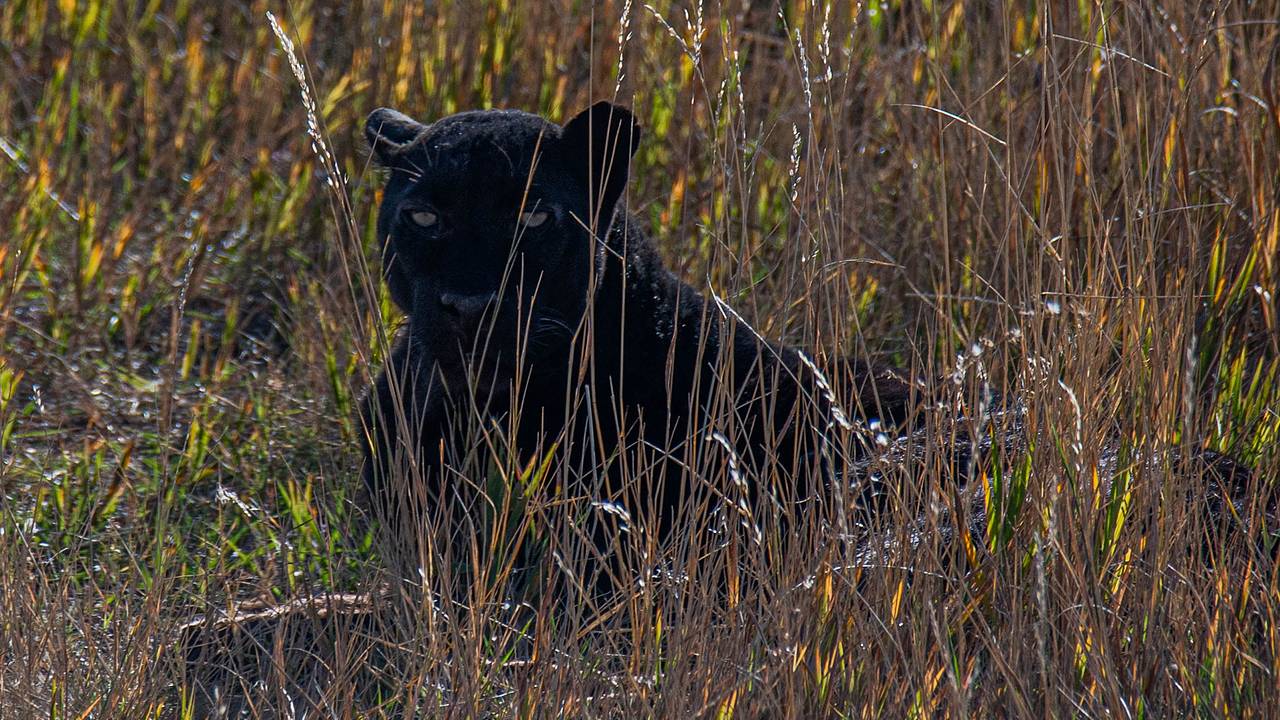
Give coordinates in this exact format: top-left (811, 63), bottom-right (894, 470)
top-left (360, 335), bottom-right (460, 570)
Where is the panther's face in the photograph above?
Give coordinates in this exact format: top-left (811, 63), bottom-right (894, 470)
top-left (366, 103), bottom-right (640, 402)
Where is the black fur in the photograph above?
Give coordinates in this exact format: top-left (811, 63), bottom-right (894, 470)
top-left (361, 102), bottom-right (912, 574)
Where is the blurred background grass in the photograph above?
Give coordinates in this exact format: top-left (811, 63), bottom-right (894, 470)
top-left (1, 0), bottom-right (1278, 716)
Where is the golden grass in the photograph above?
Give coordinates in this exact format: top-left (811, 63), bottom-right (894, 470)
top-left (1, 0), bottom-right (1277, 717)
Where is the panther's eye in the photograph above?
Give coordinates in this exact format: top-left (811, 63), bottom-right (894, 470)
top-left (408, 209), bottom-right (438, 228)
top-left (519, 210), bottom-right (549, 228)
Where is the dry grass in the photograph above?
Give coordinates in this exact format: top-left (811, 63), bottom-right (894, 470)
top-left (2, 0), bottom-right (1278, 717)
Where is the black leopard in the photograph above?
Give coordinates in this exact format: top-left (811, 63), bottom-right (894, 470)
top-left (360, 102), bottom-right (912, 585)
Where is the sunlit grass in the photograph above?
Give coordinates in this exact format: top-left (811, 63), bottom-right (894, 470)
top-left (1, 0), bottom-right (1277, 717)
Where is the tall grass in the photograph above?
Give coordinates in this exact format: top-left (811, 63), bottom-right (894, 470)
top-left (1, 0), bottom-right (1277, 717)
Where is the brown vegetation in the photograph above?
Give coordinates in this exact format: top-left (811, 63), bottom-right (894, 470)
top-left (2, 1), bottom-right (1277, 717)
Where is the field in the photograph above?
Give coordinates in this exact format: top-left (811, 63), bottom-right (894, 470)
top-left (2, 0), bottom-right (1279, 717)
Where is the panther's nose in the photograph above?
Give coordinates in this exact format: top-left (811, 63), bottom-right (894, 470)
top-left (439, 292), bottom-right (497, 332)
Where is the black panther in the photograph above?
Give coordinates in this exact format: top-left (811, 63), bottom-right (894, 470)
top-left (360, 102), bottom-right (913, 582)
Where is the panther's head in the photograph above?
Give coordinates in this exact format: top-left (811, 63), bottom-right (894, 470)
top-left (365, 102), bottom-right (641, 402)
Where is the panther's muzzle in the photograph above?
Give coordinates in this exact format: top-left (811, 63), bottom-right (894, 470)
top-left (438, 291), bottom-right (498, 338)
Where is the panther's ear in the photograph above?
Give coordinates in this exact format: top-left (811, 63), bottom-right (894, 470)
top-left (561, 101), bottom-right (642, 223)
top-left (365, 107), bottom-right (427, 165)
